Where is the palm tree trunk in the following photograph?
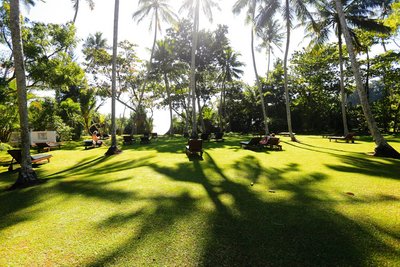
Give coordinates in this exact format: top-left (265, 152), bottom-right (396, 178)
top-left (9, 0), bottom-right (39, 188)
top-left (106, 0), bottom-right (121, 155)
top-left (250, 2), bottom-right (269, 135)
top-left (197, 94), bottom-right (205, 132)
top-left (139, 9), bottom-right (159, 103)
top-left (334, 0), bottom-right (400, 158)
top-left (284, 0), bottom-right (296, 142)
top-left (164, 72), bottom-right (174, 135)
top-left (73, 0), bottom-right (79, 23)
top-left (338, 32), bottom-right (349, 135)
top-left (219, 79), bottom-right (225, 132)
top-left (190, 0), bottom-right (200, 135)
top-left (365, 48), bottom-right (370, 102)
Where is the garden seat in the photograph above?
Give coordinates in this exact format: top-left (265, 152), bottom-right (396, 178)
top-left (240, 137), bottom-right (262, 150)
top-left (7, 149), bottom-right (52, 171)
top-left (34, 142), bottom-right (61, 152)
top-left (123, 135), bottom-right (135, 145)
top-left (186, 139), bottom-right (203, 157)
top-left (328, 133), bottom-right (355, 143)
top-left (200, 133), bottom-right (211, 142)
top-left (261, 136), bottom-right (282, 150)
top-left (212, 132), bottom-right (224, 142)
top-left (140, 133), bottom-right (151, 144)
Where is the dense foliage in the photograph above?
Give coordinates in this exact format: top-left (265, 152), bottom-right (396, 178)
top-left (1, 0), bottom-right (400, 143)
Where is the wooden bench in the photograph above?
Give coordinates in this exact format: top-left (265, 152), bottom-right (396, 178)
top-left (278, 132), bottom-right (295, 137)
top-left (34, 142), bottom-right (61, 152)
top-left (262, 137), bottom-right (282, 150)
top-left (83, 140), bottom-right (102, 149)
top-left (7, 149), bottom-right (52, 171)
top-left (328, 133), bottom-right (355, 143)
top-left (186, 139), bottom-right (203, 157)
top-left (240, 137), bottom-right (262, 150)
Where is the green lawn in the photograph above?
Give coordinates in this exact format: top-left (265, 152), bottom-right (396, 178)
top-left (0, 135), bottom-right (399, 266)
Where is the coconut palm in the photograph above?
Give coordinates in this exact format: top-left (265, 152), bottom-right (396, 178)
top-left (256, 18), bottom-right (284, 125)
top-left (105, 0), bottom-right (120, 155)
top-left (333, 0), bottom-right (400, 158)
top-left (305, 0), bottom-right (391, 136)
top-left (233, 0), bottom-right (278, 135)
top-left (71, 0), bottom-right (94, 23)
top-left (217, 47), bottom-right (244, 131)
top-left (132, 0), bottom-right (176, 132)
top-left (180, 0), bottom-right (220, 136)
top-left (9, 0), bottom-right (39, 187)
top-left (257, 19), bottom-right (283, 75)
top-left (152, 39), bottom-right (185, 135)
top-left (280, 0), bottom-right (314, 141)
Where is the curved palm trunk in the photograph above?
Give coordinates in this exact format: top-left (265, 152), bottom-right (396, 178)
top-left (284, 0), bottom-right (296, 142)
top-left (9, 0), bottom-right (39, 188)
top-left (334, 0), bottom-right (400, 158)
top-left (140, 9), bottom-right (159, 98)
top-left (197, 95), bottom-right (205, 132)
top-left (106, 0), bottom-right (121, 155)
top-left (338, 32), bottom-right (349, 135)
top-left (73, 0), bottom-right (79, 23)
top-left (164, 72), bottom-right (174, 135)
top-left (252, 27), bottom-right (269, 135)
top-left (219, 77), bottom-right (226, 131)
top-left (190, 0), bottom-right (200, 135)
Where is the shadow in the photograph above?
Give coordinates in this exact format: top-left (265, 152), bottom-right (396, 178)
top-left (85, 153), bottom-right (397, 266)
top-left (326, 154), bottom-right (400, 180)
top-left (1, 136), bottom-right (398, 266)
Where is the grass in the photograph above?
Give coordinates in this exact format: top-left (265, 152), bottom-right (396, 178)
top-left (0, 134), bottom-right (399, 266)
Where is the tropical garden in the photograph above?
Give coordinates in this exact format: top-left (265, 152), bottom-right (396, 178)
top-left (0, 0), bottom-right (399, 266)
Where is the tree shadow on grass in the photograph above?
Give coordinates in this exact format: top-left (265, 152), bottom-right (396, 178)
top-left (325, 154), bottom-right (400, 181)
top-left (85, 153), bottom-right (398, 266)
top-left (0, 154), bottom-right (154, 232)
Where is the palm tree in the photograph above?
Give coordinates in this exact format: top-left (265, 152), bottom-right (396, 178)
top-left (152, 39), bottom-right (182, 135)
top-left (132, 0), bottom-right (176, 132)
top-left (180, 0), bottom-right (220, 136)
top-left (9, 0), bottom-right (39, 188)
top-left (233, 0), bottom-right (278, 135)
top-left (105, 0), bottom-right (120, 155)
top-left (281, 0), bottom-right (313, 141)
top-left (256, 18), bottom-right (284, 130)
top-left (71, 0), bottom-right (94, 23)
top-left (217, 47), bottom-right (244, 131)
top-left (257, 19), bottom-right (283, 78)
top-left (305, 0), bottom-right (391, 136)
top-left (333, 0), bottom-right (400, 158)
top-left (82, 32), bottom-right (108, 67)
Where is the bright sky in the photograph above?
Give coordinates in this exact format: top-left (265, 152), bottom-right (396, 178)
top-left (25, 0), bottom-right (307, 134)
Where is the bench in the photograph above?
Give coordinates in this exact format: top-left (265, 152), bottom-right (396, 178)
top-left (34, 142), bottom-right (61, 152)
top-left (240, 137), bottom-right (262, 150)
top-left (7, 149), bottom-right (52, 171)
top-left (261, 137), bottom-right (282, 150)
top-left (328, 133), bottom-right (355, 143)
top-left (278, 132), bottom-right (295, 137)
top-left (83, 140), bottom-right (102, 149)
top-left (186, 139), bottom-right (203, 157)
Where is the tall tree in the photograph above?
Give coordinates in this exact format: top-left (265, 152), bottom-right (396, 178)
top-left (333, 0), bottom-right (400, 158)
top-left (257, 18), bottom-right (283, 78)
top-left (180, 0), bottom-right (220, 136)
top-left (306, 0), bottom-right (391, 136)
top-left (105, 0), bottom-right (120, 155)
top-left (233, 0), bottom-right (277, 135)
top-left (71, 0), bottom-right (94, 23)
top-left (217, 47), bottom-right (244, 131)
top-left (9, 0), bottom-right (39, 187)
top-left (281, 0), bottom-right (313, 141)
